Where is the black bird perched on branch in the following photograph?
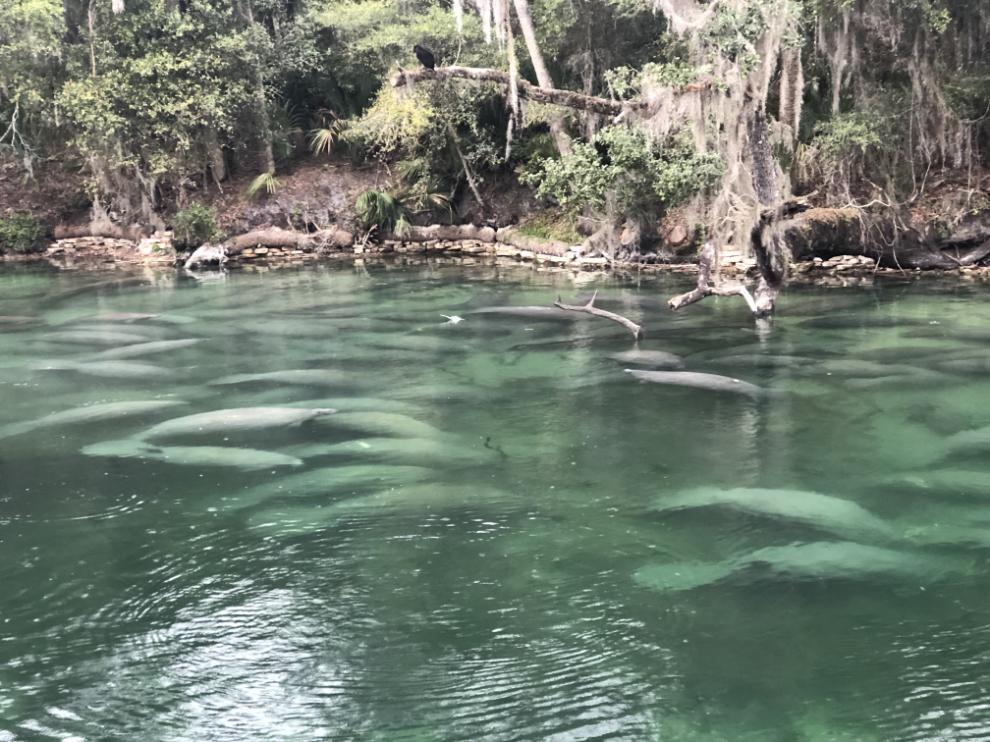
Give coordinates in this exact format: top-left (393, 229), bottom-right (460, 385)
top-left (414, 44), bottom-right (436, 70)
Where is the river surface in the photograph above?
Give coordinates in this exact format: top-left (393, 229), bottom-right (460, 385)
top-left (1, 262), bottom-right (990, 741)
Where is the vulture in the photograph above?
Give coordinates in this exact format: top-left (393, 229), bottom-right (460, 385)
top-left (414, 44), bottom-right (436, 70)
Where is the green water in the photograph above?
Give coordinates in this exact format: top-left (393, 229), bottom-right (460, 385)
top-left (2, 262), bottom-right (990, 741)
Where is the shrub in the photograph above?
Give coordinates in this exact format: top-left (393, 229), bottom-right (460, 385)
top-left (0, 213), bottom-right (45, 255)
top-left (172, 203), bottom-right (222, 249)
top-left (522, 126), bottom-right (723, 220)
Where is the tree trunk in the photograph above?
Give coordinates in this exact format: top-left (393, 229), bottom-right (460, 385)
top-left (511, 0), bottom-right (572, 156)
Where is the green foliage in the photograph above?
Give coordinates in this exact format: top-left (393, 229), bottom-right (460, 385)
top-left (523, 126), bottom-right (723, 221)
top-left (604, 62), bottom-right (700, 99)
top-left (247, 172), bottom-right (281, 199)
top-left (355, 189), bottom-right (409, 235)
top-left (172, 203), bottom-right (221, 249)
top-left (810, 112), bottom-right (885, 161)
top-left (0, 213), bottom-right (44, 255)
top-left (343, 87), bottom-right (436, 160)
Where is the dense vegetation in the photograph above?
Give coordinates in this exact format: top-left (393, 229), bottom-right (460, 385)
top-left (1, 0), bottom-right (989, 250)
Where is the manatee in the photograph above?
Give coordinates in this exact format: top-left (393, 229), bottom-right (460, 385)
top-left (34, 360), bottom-right (167, 379)
top-left (945, 426), bottom-right (990, 456)
top-left (610, 350), bottom-right (684, 369)
top-left (208, 369), bottom-right (349, 387)
top-left (87, 312), bottom-right (160, 322)
top-left (0, 315), bottom-right (40, 331)
top-left (82, 440), bottom-right (303, 470)
top-left (287, 397), bottom-right (427, 417)
top-left (625, 369), bottom-right (765, 397)
top-left (893, 469), bottom-right (990, 498)
top-left (42, 330), bottom-right (153, 346)
top-left (317, 411), bottom-right (446, 439)
top-left (247, 483), bottom-right (508, 533)
top-left (841, 367), bottom-right (946, 390)
top-left (88, 339), bottom-right (202, 360)
top-left (290, 436), bottom-right (498, 467)
top-left (467, 305), bottom-right (575, 320)
top-left (359, 334), bottom-right (452, 352)
top-left (138, 406), bottom-right (335, 440)
top-left (654, 487), bottom-right (895, 541)
top-left (819, 359), bottom-right (923, 378)
top-left (229, 464), bottom-right (436, 510)
top-left (0, 400), bottom-right (187, 440)
top-left (391, 383), bottom-right (485, 403)
top-left (712, 354), bottom-right (817, 369)
top-left (740, 541), bottom-right (961, 581)
top-left (937, 357), bottom-right (990, 374)
top-left (634, 541), bottom-right (966, 592)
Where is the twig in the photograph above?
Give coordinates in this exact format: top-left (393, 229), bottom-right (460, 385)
top-left (553, 290), bottom-right (643, 339)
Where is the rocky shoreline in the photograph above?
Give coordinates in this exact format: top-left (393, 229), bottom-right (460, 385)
top-left (7, 229), bottom-right (990, 287)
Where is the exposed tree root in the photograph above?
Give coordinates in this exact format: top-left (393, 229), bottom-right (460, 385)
top-left (554, 290), bottom-right (643, 339)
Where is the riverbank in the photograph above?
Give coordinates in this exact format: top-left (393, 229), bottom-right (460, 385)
top-left (9, 230), bottom-right (990, 294)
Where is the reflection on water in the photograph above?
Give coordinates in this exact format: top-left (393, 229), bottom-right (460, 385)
top-left (1, 263), bottom-right (990, 740)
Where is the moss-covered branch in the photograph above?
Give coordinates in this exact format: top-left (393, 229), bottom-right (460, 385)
top-left (391, 66), bottom-right (644, 118)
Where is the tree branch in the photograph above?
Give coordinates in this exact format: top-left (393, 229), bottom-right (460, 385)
top-left (392, 66), bottom-right (643, 118)
top-left (554, 290), bottom-right (643, 339)
top-left (667, 243), bottom-right (762, 315)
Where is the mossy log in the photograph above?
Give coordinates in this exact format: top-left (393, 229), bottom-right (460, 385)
top-left (225, 227), bottom-right (353, 254)
top-left (496, 227), bottom-right (571, 256)
top-left (391, 224), bottom-right (496, 243)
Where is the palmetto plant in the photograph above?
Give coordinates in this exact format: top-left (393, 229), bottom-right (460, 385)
top-left (354, 189), bottom-right (410, 236)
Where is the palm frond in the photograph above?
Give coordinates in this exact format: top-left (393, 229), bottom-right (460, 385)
top-left (247, 172), bottom-right (280, 199)
top-left (309, 122), bottom-right (342, 155)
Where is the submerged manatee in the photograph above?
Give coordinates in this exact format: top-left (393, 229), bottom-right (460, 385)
top-left (892, 469), bottom-right (990, 498)
top-left (42, 330), bottom-right (153, 346)
top-left (138, 406), bottom-right (335, 440)
top-left (82, 440), bottom-right (303, 470)
top-left (290, 436), bottom-right (499, 467)
top-left (33, 360), bottom-right (167, 379)
top-left (610, 350), bottom-right (684, 369)
top-left (89, 339), bottom-right (202, 360)
top-left (625, 369), bottom-right (765, 397)
top-left (209, 369), bottom-right (349, 387)
top-left (316, 411), bottom-right (445, 439)
top-left (654, 487), bottom-right (895, 541)
top-left (0, 400), bottom-right (187, 440)
top-left (229, 464), bottom-right (436, 510)
top-left (945, 426), bottom-right (990, 457)
top-left (467, 305), bottom-right (575, 320)
top-left (287, 397), bottom-right (427, 417)
top-left (634, 541), bottom-right (967, 592)
top-left (247, 483), bottom-right (510, 534)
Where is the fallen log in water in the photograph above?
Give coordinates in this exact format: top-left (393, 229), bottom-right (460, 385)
top-left (775, 207), bottom-right (990, 270)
